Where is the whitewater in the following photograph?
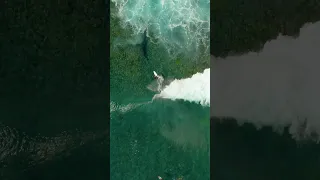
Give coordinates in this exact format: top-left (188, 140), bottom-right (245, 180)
top-left (155, 69), bottom-right (210, 106)
top-left (211, 21), bottom-right (320, 141)
top-left (111, 0), bottom-right (210, 56)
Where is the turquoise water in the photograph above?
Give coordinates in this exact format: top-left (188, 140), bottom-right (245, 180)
top-left (110, 46), bottom-right (210, 179)
top-left (110, 4), bottom-right (210, 180)
top-left (110, 100), bottom-right (210, 179)
top-left (110, 0), bottom-right (210, 178)
top-left (111, 0), bottom-right (210, 58)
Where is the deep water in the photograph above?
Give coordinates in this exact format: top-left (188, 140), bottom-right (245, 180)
top-left (212, 118), bottom-right (320, 180)
top-left (0, 1), bottom-right (109, 179)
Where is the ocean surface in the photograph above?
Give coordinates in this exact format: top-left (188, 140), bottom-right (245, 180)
top-left (0, 99), bottom-right (109, 180)
top-left (110, 0), bottom-right (210, 179)
top-left (211, 9), bottom-right (320, 180)
top-left (212, 118), bottom-right (320, 180)
top-left (110, 29), bottom-right (210, 179)
top-left (111, 99), bottom-right (210, 179)
top-left (0, 1), bottom-right (109, 179)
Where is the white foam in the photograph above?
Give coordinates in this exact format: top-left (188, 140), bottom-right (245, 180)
top-left (111, 0), bottom-right (210, 56)
top-left (155, 68), bottom-right (210, 106)
top-left (211, 21), bottom-right (320, 140)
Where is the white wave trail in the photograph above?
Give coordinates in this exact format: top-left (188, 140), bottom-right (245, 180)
top-left (110, 101), bottom-right (151, 114)
top-left (211, 21), bottom-right (320, 140)
top-left (155, 68), bottom-right (210, 106)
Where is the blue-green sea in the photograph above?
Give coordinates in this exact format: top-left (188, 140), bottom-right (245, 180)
top-left (110, 0), bottom-right (210, 179)
top-left (111, 99), bottom-right (210, 179)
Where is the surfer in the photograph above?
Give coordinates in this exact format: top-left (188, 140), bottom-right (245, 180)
top-left (153, 71), bottom-right (164, 92)
top-left (153, 71), bottom-right (161, 79)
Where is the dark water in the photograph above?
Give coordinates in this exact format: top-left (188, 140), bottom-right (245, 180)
top-left (0, 1), bottom-right (109, 180)
top-left (0, 100), bottom-right (109, 180)
top-left (212, 119), bottom-right (320, 180)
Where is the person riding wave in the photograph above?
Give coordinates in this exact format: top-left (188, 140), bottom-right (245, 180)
top-left (153, 71), bottom-right (164, 92)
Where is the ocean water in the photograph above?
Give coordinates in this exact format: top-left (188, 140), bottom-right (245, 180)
top-left (0, 1), bottom-right (109, 179)
top-left (211, 21), bottom-right (320, 179)
top-left (110, 45), bottom-right (210, 179)
top-left (111, 0), bottom-right (210, 58)
top-left (110, 0), bottom-right (210, 179)
top-left (212, 118), bottom-right (320, 180)
top-left (111, 100), bottom-right (210, 179)
top-left (0, 100), bottom-right (109, 180)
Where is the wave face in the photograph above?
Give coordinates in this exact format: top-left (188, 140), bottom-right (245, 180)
top-left (156, 68), bottom-right (210, 106)
top-left (211, 21), bottom-right (320, 141)
top-left (111, 0), bottom-right (210, 57)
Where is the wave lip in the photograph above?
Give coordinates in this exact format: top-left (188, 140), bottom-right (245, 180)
top-left (156, 68), bottom-right (210, 106)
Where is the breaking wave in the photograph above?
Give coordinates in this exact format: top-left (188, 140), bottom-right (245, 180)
top-left (111, 0), bottom-right (210, 57)
top-left (154, 68), bottom-right (210, 106)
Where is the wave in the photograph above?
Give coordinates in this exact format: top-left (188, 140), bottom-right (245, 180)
top-left (154, 68), bottom-right (210, 106)
top-left (111, 0), bottom-right (210, 57)
top-left (211, 21), bottom-right (320, 141)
